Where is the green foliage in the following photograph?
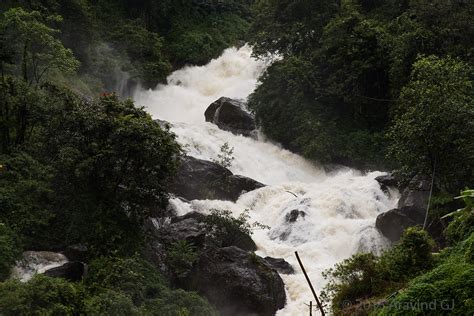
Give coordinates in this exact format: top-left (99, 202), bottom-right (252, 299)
top-left (166, 12), bottom-right (250, 66)
top-left (248, 0), bottom-right (474, 178)
top-left (139, 289), bottom-right (218, 316)
top-left (212, 142), bottom-right (235, 168)
top-left (84, 290), bottom-right (138, 315)
top-left (85, 256), bottom-right (167, 305)
top-left (380, 227), bottom-right (435, 280)
top-left (0, 223), bottom-right (21, 281)
top-left (0, 256), bottom-right (216, 315)
top-left (85, 256), bottom-right (216, 315)
top-left (323, 227), bottom-right (435, 312)
top-left (0, 275), bottom-right (86, 315)
top-left (108, 19), bottom-right (172, 87)
top-left (387, 55), bottom-right (473, 189)
top-left (0, 152), bottom-right (54, 249)
top-left (0, 76), bottom-right (46, 152)
top-left (0, 79), bottom-right (181, 254)
top-left (0, 7), bottom-right (79, 84)
top-left (166, 240), bottom-right (198, 279)
top-left (204, 209), bottom-right (254, 248)
top-left (445, 189), bottom-right (474, 244)
top-left (375, 234), bottom-right (474, 316)
top-left (0, 1), bottom-right (253, 91)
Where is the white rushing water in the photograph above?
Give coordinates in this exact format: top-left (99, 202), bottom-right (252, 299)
top-left (134, 46), bottom-right (399, 315)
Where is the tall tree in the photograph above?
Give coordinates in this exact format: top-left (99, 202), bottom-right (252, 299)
top-left (0, 7), bottom-right (79, 85)
top-left (388, 55), bottom-right (474, 189)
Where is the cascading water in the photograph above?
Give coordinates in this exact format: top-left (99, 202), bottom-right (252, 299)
top-left (134, 46), bottom-right (399, 315)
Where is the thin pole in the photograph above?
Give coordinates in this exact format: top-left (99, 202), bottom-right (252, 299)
top-left (423, 159), bottom-right (437, 230)
top-left (309, 301), bottom-right (313, 316)
top-left (295, 251), bottom-right (325, 316)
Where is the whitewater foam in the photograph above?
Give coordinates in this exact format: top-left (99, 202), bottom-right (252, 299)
top-left (134, 46), bottom-right (398, 315)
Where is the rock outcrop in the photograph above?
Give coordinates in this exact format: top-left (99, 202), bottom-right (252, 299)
top-left (44, 261), bottom-right (86, 281)
top-left (376, 175), bottom-right (431, 242)
top-left (169, 156), bottom-right (264, 201)
top-left (375, 173), bottom-right (398, 191)
top-left (264, 257), bottom-right (295, 274)
top-left (185, 246), bottom-right (286, 316)
top-left (204, 97), bottom-right (256, 137)
top-left (142, 212), bottom-right (286, 315)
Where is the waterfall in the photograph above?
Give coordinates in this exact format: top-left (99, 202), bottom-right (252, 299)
top-left (134, 46), bottom-right (399, 315)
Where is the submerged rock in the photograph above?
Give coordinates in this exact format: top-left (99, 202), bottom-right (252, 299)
top-left (185, 246), bottom-right (286, 316)
top-left (264, 256), bottom-right (295, 274)
top-left (285, 209), bottom-right (306, 223)
top-left (376, 175), bottom-right (431, 242)
top-left (204, 97), bottom-right (256, 137)
top-left (169, 156), bottom-right (264, 201)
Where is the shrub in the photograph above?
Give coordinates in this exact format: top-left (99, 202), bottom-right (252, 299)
top-left (376, 235), bottom-right (474, 315)
top-left (166, 240), bottom-right (198, 279)
top-left (204, 209), bottom-right (266, 249)
top-left (321, 253), bottom-right (382, 310)
top-left (139, 289), bottom-right (218, 316)
top-left (85, 256), bottom-right (167, 305)
top-left (0, 223), bottom-right (21, 281)
top-left (445, 189), bottom-right (474, 243)
top-left (380, 227), bottom-right (435, 280)
top-left (85, 255), bottom-right (216, 315)
top-left (323, 227), bottom-right (435, 312)
top-left (0, 276), bottom-right (86, 315)
top-left (84, 290), bottom-right (138, 315)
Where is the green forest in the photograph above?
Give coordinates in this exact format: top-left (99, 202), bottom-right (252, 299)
top-left (0, 0), bottom-right (473, 315)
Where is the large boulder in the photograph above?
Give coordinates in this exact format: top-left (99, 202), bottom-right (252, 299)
top-left (185, 246), bottom-right (286, 316)
top-left (264, 257), bottom-right (295, 275)
top-left (44, 261), bottom-right (86, 281)
top-left (397, 174), bottom-right (431, 222)
top-left (205, 97), bottom-right (256, 137)
top-left (146, 212), bottom-right (257, 252)
top-left (376, 175), bottom-right (431, 242)
top-left (375, 209), bottom-right (418, 242)
top-left (169, 156), bottom-right (264, 201)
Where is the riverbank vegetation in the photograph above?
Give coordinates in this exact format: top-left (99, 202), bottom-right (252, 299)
top-left (1, 0), bottom-right (473, 315)
top-left (322, 189), bottom-right (474, 315)
top-left (247, 0), bottom-right (473, 314)
top-left (0, 0), bottom-right (252, 95)
top-left (0, 1), bottom-right (253, 314)
top-left (248, 0), bottom-right (473, 186)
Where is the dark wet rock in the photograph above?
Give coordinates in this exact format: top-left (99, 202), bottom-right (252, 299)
top-left (204, 97), bottom-right (256, 137)
top-left (285, 209), bottom-right (306, 223)
top-left (185, 246), bottom-right (286, 316)
top-left (264, 257), bottom-right (295, 274)
top-left (44, 261), bottom-right (86, 281)
top-left (375, 209), bottom-right (418, 242)
top-left (62, 244), bottom-right (88, 262)
top-left (397, 174), bottom-right (431, 222)
top-left (169, 156), bottom-right (264, 201)
top-left (375, 174), bottom-right (399, 191)
top-left (376, 175), bottom-right (431, 242)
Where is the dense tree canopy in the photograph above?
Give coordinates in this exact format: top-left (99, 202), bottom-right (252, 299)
top-left (248, 0), bottom-right (474, 185)
top-left (0, 7), bottom-right (79, 84)
top-left (388, 55), bottom-right (473, 190)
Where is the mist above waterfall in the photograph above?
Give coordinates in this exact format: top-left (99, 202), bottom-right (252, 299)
top-left (134, 46), bottom-right (399, 315)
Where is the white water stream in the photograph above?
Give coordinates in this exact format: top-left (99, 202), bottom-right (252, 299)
top-left (134, 46), bottom-right (398, 315)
